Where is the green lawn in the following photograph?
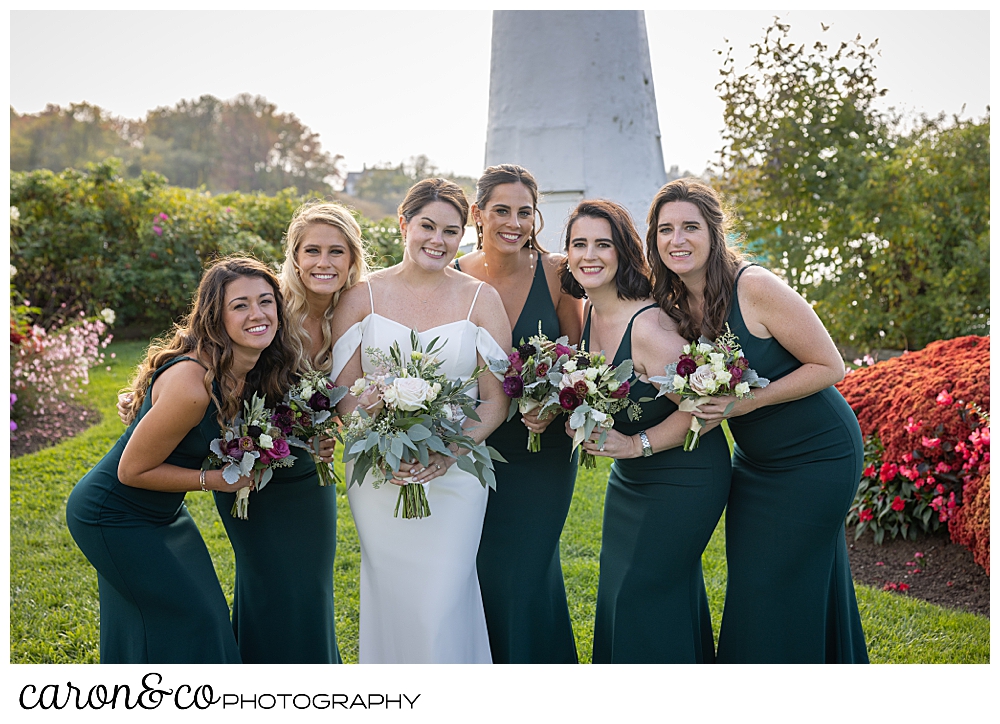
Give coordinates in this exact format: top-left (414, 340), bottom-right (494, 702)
top-left (9, 341), bottom-right (990, 663)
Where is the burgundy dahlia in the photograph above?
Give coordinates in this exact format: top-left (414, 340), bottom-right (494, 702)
top-left (309, 391), bottom-right (331, 410)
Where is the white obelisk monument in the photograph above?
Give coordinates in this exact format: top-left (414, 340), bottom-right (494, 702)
top-left (485, 10), bottom-right (667, 250)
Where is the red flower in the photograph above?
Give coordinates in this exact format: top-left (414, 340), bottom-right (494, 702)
top-left (879, 462), bottom-right (899, 482)
top-left (858, 508), bottom-right (874, 522)
top-left (935, 462), bottom-right (952, 473)
top-left (891, 496), bottom-right (906, 512)
top-left (559, 388), bottom-right (580, 410)
top-left (936, 390), bottom-right (953, 406)
top-left (862, 464), bottom-right (876, 477)
top-left (904, 417), bottom-right (922, 435)
top-left (610, 380), bottom-right (630, 399)
top-left (574, 381), bottom-right (589, 397)
top-left (898, 583), bottom-right (910, 592)
top-left (922, 436), bottom-right (941, 449)
top-left (676, 357), bottom-right (697, 377)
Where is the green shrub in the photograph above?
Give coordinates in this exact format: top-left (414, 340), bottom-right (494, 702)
top-left (11, 160), bottom-right (403, 335)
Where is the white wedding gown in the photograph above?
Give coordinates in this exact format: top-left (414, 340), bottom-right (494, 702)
top-left (330, 281), bottom-right (507, 663)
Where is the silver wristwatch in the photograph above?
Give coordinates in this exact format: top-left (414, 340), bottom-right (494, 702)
top-left (638, 430), bottom-right (652, 457)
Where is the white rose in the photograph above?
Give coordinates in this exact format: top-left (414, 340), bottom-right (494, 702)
top-left (300, 385), bottom-right (315, 400)
top-left (697, 343), bottom-right (714, 355)
top-left (428, 382), bottom-right (441, 401)
top-left (715, 368), bottom-right (733, 387)
top-left (586, 380), bottom-right (597, 395)
top-left (258, 433), bottom-right (274, 450)
top-left (688, 364), bottom-right (719, 395)
top-left (391, 377), bottom-right (433, 411)
top-left (709, 352), bottom-right (725, 366)
top-left (382, 385), bottom-right (398, 407)
top-left (563, 360), bottom-right (577, 373)
top-left (350, 378), bottom-right (368, 396)
top-left (734, 381), bottom-right (750, 396)
top-left (607, 379), bottom-right (621, 392)
top-left (99, 308), bottom-right (116, 325)
top-left (673, 375), bottom-right (687, 391)
top-left (585, 367), bottom-right (599, 381)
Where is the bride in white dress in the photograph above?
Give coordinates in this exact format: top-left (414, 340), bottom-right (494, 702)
top-left (330, 179), bottom-right (512, 663)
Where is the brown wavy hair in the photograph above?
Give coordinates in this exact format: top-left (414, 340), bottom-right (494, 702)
top-left (645, 179), bottom-right (745, 342)
top-left (473, 163), bottom-right (546, 253)
top-left (123, 255), bottom-right (297, 426)
top-left (559, 199), bottom-right (652, 301)
top-left (280, 201), bottom-right (369, 373)
top-left (398, 178), bottom-right (470, 228)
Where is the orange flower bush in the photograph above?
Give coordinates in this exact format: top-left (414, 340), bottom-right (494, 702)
top-left (837, 336), bottom-right (990, 572)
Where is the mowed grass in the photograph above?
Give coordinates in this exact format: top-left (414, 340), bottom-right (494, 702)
top-left (9, 342), bottom-right (990, 663)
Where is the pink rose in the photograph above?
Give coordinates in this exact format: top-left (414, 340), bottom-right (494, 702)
top-left (269, 438), bottom-right (291, 460)
top-left (508, 351), bottom-right (523, 373)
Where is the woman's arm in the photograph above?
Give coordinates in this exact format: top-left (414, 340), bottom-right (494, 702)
top-left (467, 283), bottom-right (513, 444)
top-left (330, 281), bottom-right (372, 415)
top-left (693, 266), bottom-right (847, 424)
top-left (117, 361), bottom-right (251, 492)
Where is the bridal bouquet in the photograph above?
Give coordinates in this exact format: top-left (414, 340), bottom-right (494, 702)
top-left (554, 348), bottom-right (640, 469)
top-left (270, 367), bottom-right (348, 486)
top-left (489, 324), bottom-right (578, 452)
top-left (342, 330), bottom-right (506, 519)
top-left (649, 324), bottom-right (769, 451)
top-left (208, 394), bottom-right (297, 519)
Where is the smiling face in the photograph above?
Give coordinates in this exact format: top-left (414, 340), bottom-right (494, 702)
top-left (222, 275), bottom-right (279, 354)
top-left (295, 223), bottom-right (352, 299)
top-left (567, 215), bottom-right (619, 293)
top-left (473, 182), bottom-right (535, 255)
top-left (400, 200), bottom-right (465, 271)
top-left (655, 201), bottom-right (712, 281)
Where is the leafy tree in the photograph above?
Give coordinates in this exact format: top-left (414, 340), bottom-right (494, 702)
top-left (715, 19), bottom-right (989, 351)
top-left (350, 155), bottom-right (476, 218)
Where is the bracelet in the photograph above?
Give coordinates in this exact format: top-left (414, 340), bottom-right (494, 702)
top-left (638, 430), bottom-right (653, 457)
top-left (199, 469), bottom-right (208, 491)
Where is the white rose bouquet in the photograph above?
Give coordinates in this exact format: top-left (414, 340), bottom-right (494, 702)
top-left (649, 324), bottom-right (769, 451)
top-left (342, 330), bottom-right (506, 519)
top-left (207, 394), bottom-right (297, 519)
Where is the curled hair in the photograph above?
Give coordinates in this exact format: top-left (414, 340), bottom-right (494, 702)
top-left (644, 179), bottom-right (745, 342)
top-left (280, 201), bottom-right (369, 373)
top-left (124, 255), bottom-right (297, 426)
top-left (398, 178), bottom-right (470, 229)
top-left (473, 163), bottom-right (546, 254)
top-left (559, 199), bottom-right (652, 301)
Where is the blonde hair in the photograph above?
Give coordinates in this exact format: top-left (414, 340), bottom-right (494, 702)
top-left (279, 201), bottom-right (369, 373)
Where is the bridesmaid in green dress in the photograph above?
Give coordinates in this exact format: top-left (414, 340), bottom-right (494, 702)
top-left (455, 164), bottom-right (584, 663)
top-left (212, 202), bottom-right (368, 664)
top-left (564, 200), bottom-right (731, 663)
top-left (66, 256), bottom-right (295, 663)
top-left (644, 179), bottom-right (868, 663)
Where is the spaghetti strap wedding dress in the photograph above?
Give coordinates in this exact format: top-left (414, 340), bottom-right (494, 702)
top-left (330, 281), bottom-right (507, 663)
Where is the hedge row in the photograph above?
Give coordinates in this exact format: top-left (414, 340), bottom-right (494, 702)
top-left (10, 159), bottom-right (402, 335)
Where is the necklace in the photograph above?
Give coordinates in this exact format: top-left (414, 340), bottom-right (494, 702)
top-left (398, 270), bottom-right (448, 305)
top-left (483, 250), bottom-right (535, 278)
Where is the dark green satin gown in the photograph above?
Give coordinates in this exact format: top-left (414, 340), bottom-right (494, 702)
top-left (717, 265), bottom-right (868, 663)
top-left (588, 306), bottom-right (732, 663)
top-left (459, 257), bottom-right (579, 663)
top-left (65, 357), bottom-right (241, 664)
top-left (214, 424), bottom-right (342, 663)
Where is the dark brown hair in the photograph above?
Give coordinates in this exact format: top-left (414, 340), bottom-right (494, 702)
top-left (560, 199), bottom-right (652, 301)
top-left (473, 163), bottom-right (546, 253)
top-left (398, 178), bottom-right (470, 229)
top-left (124, 255), bottom-right (297, 426)
top-left (645, 178), bottom-right (745, 342)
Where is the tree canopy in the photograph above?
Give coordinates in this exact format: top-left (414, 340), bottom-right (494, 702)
top-left (10, 94), bottom-right (343, 196)
top-left (716, 19), bottom-right (989, 352)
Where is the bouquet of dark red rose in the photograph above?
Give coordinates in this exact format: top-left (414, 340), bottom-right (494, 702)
top-left (269, 367), bottom-right (348, 486)
top-left (550, 348), bottom-right (640, 469)
top-left (208, 394), bottom-right (297, 519)
top-left (489, 324), bottom-right (578, 452)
